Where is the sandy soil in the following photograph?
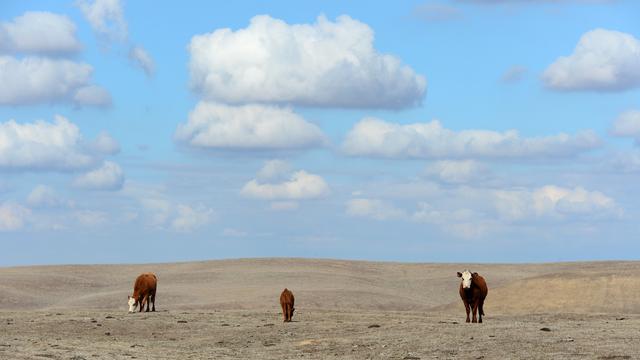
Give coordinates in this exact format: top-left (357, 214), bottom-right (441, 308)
top-left (1, 258), bottom-right (639, 359)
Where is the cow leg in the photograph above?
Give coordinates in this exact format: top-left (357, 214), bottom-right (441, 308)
top-left (471, 301), bottom-right (478, 323)
top-left (138, 295), bottom-right (144, 312)
top-left (288, 305), bottom-right (293, 322)
top-left (281, 303), bottom-right (287, 322)
top-left (151, 292), bottom-right (156, 312)
top-left (478, 299), bottom-right (484, 323)
top-left (463, 300), bottom-right (470, 323)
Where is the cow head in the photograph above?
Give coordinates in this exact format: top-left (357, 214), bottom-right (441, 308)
top-left (127, 295), bottom-right (138, 313)
top-left (457, 270), bottom-right (474, 289)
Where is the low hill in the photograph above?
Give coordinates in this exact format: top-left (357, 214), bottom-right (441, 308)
top-left (0, 258), bottom-right (638, 314)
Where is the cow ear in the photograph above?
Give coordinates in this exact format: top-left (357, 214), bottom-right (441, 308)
top-left (472, 272), bottom-right (478, 277)
top-left (457, 272), bottom-right (462, 277)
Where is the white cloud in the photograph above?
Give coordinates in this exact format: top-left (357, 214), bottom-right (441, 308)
top-left (188, 15), bottom-right (426, 109)
top-left (89, 131), bottom-right (120, 155)
top-left (0, 115), bottom-right (97, 171)
top-left (0, 11), bottom-right (81, 55)
top-left (423, 160), bottom-right (488, 184)
top-left (77, 0), bottom-right (155, 77)
top-left (0, 202), bottom-right (30, 231)
top-left (257, 159), bottom-right (292, 181)
top-left (342, 181), bottom-right (621, 238)
top-left (77, 0), bottom-right (127, 42)
top-left (241, 161), bottom-right (329, 200)
top-left (171, 204), bottom-right (215, 232)
top-left (542, 29), bottom-right (640, 91)
top-left (175, 102), bottom-right (326, 150)
top-left (342, 117), bottom-right (600, 159)
top-left (606, 149), bottom-right (640, 172)
top-left (129, 45), bottom-right (155, 77)
top-left (0, 56), bottom-right (110, 106)
top-left (73, 161), bottom-right (124, 191)
top-left (123, 182), bottom-right (215, 232)
top-left (611, 110), bottom-right (640, 144)
top-left (27, 185), bottom-right (72, 208)
top-left (346, 198), bottom-right (406, 220)
top-left (411, 203), bottom-right (495, 238)
top-left (494, 185), bottom-right (621, 221)
top-left (73, 85), bottom-right (112, 107)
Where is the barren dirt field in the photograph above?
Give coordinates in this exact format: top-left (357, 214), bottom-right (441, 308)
top-left (1, 258), bottom-right (639, 359)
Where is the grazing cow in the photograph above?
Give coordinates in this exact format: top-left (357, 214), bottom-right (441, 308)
top-left (128, 273), bottom-right (157, 313)
top-left (457, 270), bottom-right (488, 323)
top-left (280, 288), bottom-right (295, 322)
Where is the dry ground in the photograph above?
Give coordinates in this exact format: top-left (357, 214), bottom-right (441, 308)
top-left (1, 258), bottom-right (639, 359)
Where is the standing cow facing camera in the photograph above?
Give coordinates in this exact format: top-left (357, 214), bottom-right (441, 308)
top-left (457, 270), bottom-right (488, 323)
top-left (128, 273), bottom-right (157, 313)
top-left (280, 288), bottom-right (295, 322)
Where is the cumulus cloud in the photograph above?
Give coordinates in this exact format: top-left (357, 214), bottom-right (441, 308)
top-left (241, 161), bottom-right (329, 200)
top-left (0, 56), bottom-right (110, 106)
top-left (175, 102), bottom-right (326, 150)
top-left (27, 185), bottom-right (72, 208)
top-left (73, 85), bottom-right (112, 107)
top-left (411, 203), bottom-right (495, 238)
top-left (423, 160), bottom-right (488, 184)
top-left (77, 0), bottom-right (127, 42)
top-left (0, 202), bottom-right (31, 231)
top-left (257, 160), bottom-right (292, 181)
top-left (342, 117), bottom-right (600, 159)
top-left (605, 150), bottom-right (640, 173)
top-left (171, 204), bottom-right (215, 232)
top-left (188, 15), bottom-right (426, 109)
top-left (124, 182), bottom-right (215, 231)
top-left (128, 45), bottom-right (155, 77)
top-left (346, 198), bottom-right (407, 220)
top-left (0, 11), bottom-right (81, 55)
top-left (610, 110), bottom-right (640, 144)
top-left (494, 185), bottom-right (621, 221)
top-left (0, 115), bottom-right (99, 171)
top-left (73, 161), bottom-right (124, 191)
top-left (78, 0), bottom-right (155, 77)
top-left (343, 181), bottom-right (621, 238)
top-left (89, 131), bottom-right (120, 155)
top-left (542, 29), bottom-right (640, 91)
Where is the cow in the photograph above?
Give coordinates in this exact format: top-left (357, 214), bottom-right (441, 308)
top-left (279, 288), bottom-right (295, 322)
top-left (457, 270), bottom-right (488, 323)
top-left (127, 273), bottom-right (157, 313)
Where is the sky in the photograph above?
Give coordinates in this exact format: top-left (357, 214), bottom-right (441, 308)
top-left (1, 0), bottom-right (639, 266)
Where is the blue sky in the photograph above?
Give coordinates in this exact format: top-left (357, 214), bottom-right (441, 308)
top-left (1, 0), bottom-right (639, 265)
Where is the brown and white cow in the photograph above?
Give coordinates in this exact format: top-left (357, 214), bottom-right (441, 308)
top-left (279, 288), bottom-right (295, 322)
top-left (457, 270), bottom-right (488, 323)
top-left (128, 273), bottom-right (157, 313)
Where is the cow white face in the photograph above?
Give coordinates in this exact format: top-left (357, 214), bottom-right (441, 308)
top-left (458, 270), bottom-right (473, 289)
top-left (128, 296), bottom-right (137, 313)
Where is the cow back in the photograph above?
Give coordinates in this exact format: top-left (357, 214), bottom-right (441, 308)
top-left (133, 273), bottom-right (157, 298)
